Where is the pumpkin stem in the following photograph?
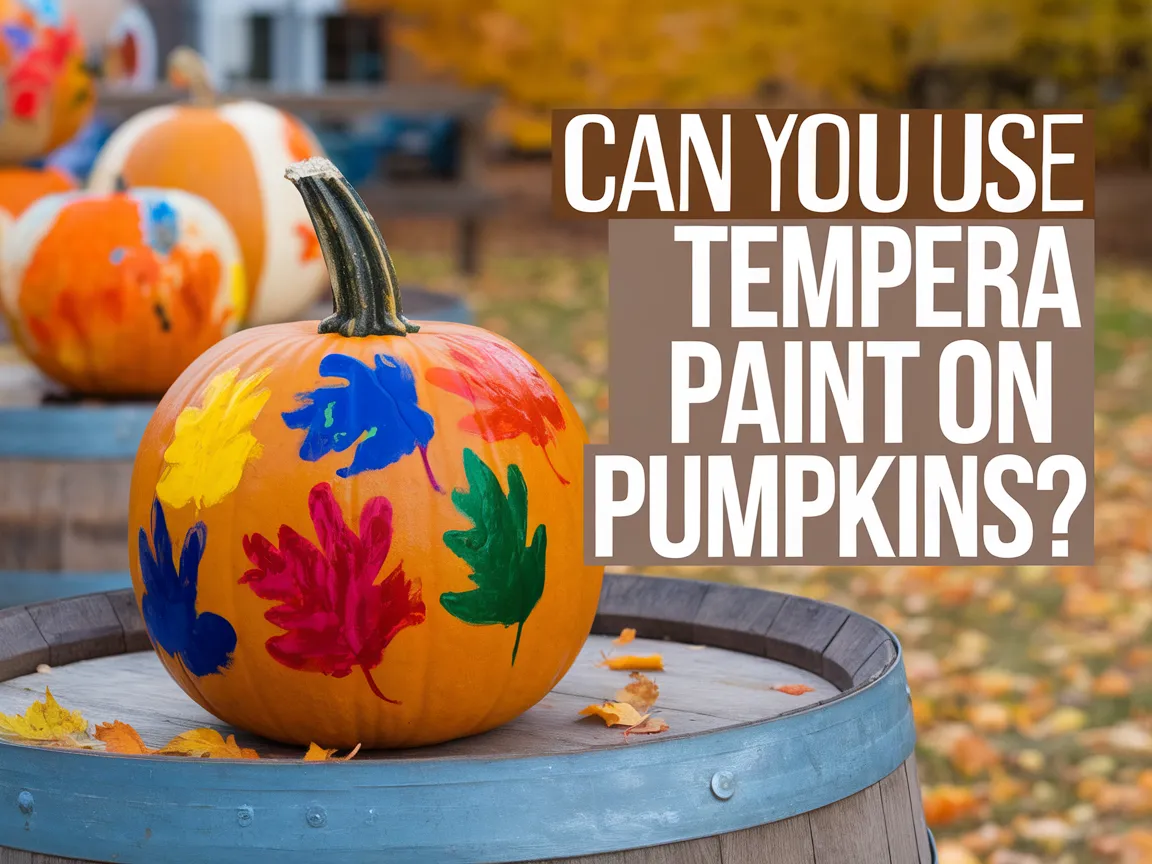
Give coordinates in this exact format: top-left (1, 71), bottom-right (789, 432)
top-left (286, 157), bottom-right (419, 338)
top-left (167, 47), bottom-right (216, 107)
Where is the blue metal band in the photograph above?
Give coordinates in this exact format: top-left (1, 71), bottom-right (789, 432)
top-left (0, 405), bottom-right (155, 460)
top-left (0, 647), bottom-right (915, 863)
top-left (0, 572), bottom-right (133, 609)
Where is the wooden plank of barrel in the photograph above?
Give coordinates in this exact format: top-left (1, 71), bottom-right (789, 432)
top-left (0, 575), bottom-right (935, 864)
top-left (0, 289), bottom-right (474, 610)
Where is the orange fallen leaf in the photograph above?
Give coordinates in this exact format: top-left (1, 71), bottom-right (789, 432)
top-left (304, 742), bottom-right (362, 761)
top-left (615, 672), bottom-right (659, 712)
top-left (579, 701), bottom-right (648, 728)
top-left (598, 654), bottom-right (664, 671)
top-left (773, 684), bottom-right (815, 696)
top-left (158, 728), bottom-right (260, 760)
top-left (304, 743), bottom-right (337, 761)
top-left (624, 717), bottom-right (670, 737)
top-left (613, 628), bottom-right (636, 646)
top-left (922, 784), bottom-right (983, 827)
top-left (95, 721), bottom-right (153, 755)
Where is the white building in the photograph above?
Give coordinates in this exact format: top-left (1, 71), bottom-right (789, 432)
top-left (194, 0), bottom-right (387, 93)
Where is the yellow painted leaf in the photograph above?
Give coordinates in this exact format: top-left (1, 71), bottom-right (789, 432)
top-left (304, 742), bottom-right (337, 761)
top-left (615, 672), bottom-right (659, 712)
top-left (624, 717), bottom-right (670, 737)
top-left (0, 688), bottom-right (91, 746)
top-left (613, 628), bottom-right (636, 646)
top-left (773, 684), bottom-right (815, 696)
top-left (158, 728), bottom-right (260, 760)
top-left (597, 654), bottom-right (664, 671)
top-left (579, 701), bottom-right (648, 728)
top-left (94, 721), bottom-right (153, 755)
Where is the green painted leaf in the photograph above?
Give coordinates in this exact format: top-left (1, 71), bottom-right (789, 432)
top-left (440, 449), bottom-right (547, 665)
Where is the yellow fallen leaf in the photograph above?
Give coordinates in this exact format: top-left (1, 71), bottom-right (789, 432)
top-left (615, 672), bottom-right (659, 712)
top-left (579, 701), bottom-right (648, 728)
top-left (95, 721), bottom-right (153, 755)
top-left (773, 684), bottom-right (815, 696)
top-left (158, 728), bottom-right (259, 760)
top-left (624, 717), bottom-right (669, 737)
top-left (597, 654), bottom-right (664, 671)
top-left (613, 628), bottom-right (636, 646)
top-left (0, 688), bottom-right (94, 747)
top-left (304, 742), bottom-right (337, 761)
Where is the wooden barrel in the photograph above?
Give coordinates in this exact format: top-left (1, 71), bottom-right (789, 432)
top-left (0, 574), bottom-right (935, 864)
top-left (0, 288), bottom-right (474, 609)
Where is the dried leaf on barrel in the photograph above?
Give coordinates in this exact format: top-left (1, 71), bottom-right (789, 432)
top-left (624, 717), bottom-right (670, 737)
top-left (95, 721), bottom-right (153, 755)
top-left (579, 701), bottom-right (649, 728)
top-left (613, 628), bottom-right (636, 646)
top-left (158, 728), bottom-right (260, 759)
top-left (598, 654), bottom-right (664, 671)
top-left (773, 684), bottom-right (815, 696)
top-left (304, 742), bottom-right (362, 761)
top-left (0, 688), bottom-right (99, 749)
top-left (615, 672), bottom-right (659, 712)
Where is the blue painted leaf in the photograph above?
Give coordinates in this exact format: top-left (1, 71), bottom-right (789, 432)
top-left (282, 353), bottom-right (441, 488)
top-left (138, 497), bottom-right (237, 677)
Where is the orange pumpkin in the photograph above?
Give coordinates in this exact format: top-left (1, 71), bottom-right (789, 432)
top-left (0, 0), bottom-right (94, 163)
top-left (0, 182), bottom-right (248, 396)
top-left (88, 48), bottom-right (329, 327)
top-left (127, 158), bottom-right (602, 749)
top-left (0, 165), bottom-right (75, 220)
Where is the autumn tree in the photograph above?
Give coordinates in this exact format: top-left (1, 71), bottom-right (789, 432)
top-left (355, 0), bottom-right (1152, 160)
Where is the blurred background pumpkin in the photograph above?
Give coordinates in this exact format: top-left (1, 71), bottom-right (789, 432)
top-left (0, 183), bottom-right (247, 396)
top-left (88, 48), bottom-right (330, 327)
top-left (0, 0), bottom-right (94, 165)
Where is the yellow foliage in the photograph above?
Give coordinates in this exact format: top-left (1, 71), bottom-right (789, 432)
top-left (354, 0), bottom-right (1152, 155)
top-left (0, 688), bottom-right (94, 748)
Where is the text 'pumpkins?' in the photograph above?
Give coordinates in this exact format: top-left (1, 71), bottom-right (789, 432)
top-left (0, 0), bottom-right (93, 164)
top-left (0, 181), bottom-right (248, 397)
top-left (128, 157), bottom-right (604, 749)
top-left (88, 47), bottom-right (328, 327)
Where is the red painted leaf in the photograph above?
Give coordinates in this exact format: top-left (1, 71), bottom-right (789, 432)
top-left (240, 482), bottom-right (426, 703)
top-left (426, 334), bottom-right (569, 484)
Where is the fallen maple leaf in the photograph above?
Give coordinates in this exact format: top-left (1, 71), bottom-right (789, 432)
top-left (598, 654), bottom-right (664, 671)
top-left (95, 721), bottom-right (153, 755)
top-left (303, 742), bottom-right (362, 761)
top-left (624, 717), bottom-right (670, 737)
top-left (579, 701), bottom-right (648, 728)
top-left (613, 628), bottom-right (636, 646)
top-left (158, 728), bottom-right (260, 759)
top-left (0, 688), bottom-right (98, 748)
top-left (773, 684), bottom-right (815, 696)
top-left (616, 672), bottom-right (659, 712)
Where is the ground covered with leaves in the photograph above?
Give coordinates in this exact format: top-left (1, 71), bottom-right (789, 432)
top-left (393, 251), bottom-right (1152, 864)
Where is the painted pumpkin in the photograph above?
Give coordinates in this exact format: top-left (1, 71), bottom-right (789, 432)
top-left (0, 165), bottom-right (75, 220)
top-left (88, 47), bottom-right (329, 327)
top-left (0, 183), bottom-right (248, 396)
top-left (128, 158), bottom-right (602, 749)
top-left (0, 0), bottom-right (94, 164)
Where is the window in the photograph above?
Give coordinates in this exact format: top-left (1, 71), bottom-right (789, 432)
top-left (324, 14), bottom-right (385, 83)
top-left (249, 14), bottom-right (273, 83)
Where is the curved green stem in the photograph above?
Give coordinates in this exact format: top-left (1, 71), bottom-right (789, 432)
top-left (286, 158), bottom-right (419, 338)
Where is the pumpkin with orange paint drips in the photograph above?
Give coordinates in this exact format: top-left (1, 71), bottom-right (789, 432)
top-left (127, 158), bottom-right (602, 749)
top-left (0, 181), bottom-right (248, 396)
top-left (88, 47), bottom-right (328, 326)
